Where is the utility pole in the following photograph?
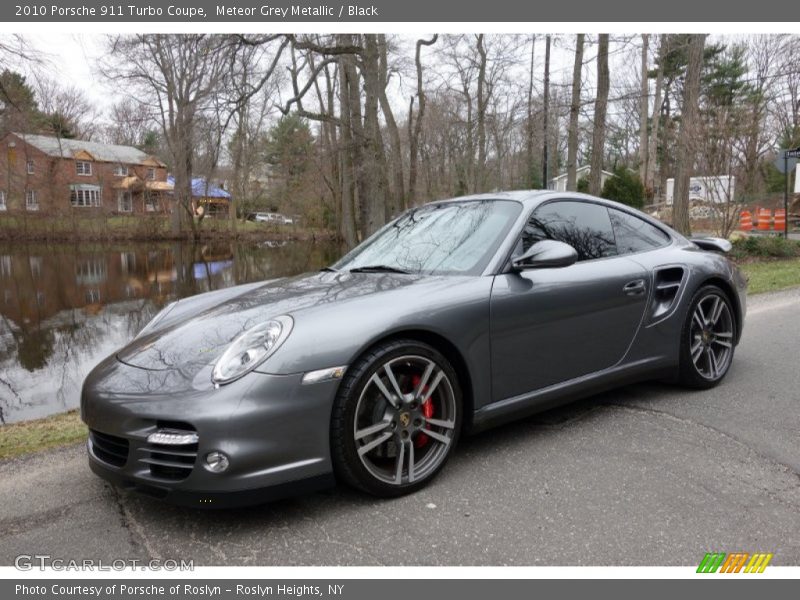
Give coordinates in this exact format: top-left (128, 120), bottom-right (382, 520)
top-left (542, 34), bottom-right (551, 189)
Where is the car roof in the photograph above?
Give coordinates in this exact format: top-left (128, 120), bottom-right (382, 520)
top-left (429, 189), bottom-right (667, 220)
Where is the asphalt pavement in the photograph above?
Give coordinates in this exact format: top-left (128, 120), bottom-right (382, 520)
top-left (1, 288), bottom-right (799, 566)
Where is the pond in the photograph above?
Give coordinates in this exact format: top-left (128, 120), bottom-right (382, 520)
top-left (0, 239), bottom-right (342, 424)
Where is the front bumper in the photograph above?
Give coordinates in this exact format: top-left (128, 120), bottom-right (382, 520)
top-left (81, 356), bottom-right (340, 508)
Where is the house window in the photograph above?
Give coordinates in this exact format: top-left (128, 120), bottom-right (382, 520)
top-left (0, 191), bottom-right (6, 211)
top-left (26, 160), bottom-right (34, 174)
top-left (76, 259), bottom-right (106, 284)
top-left (71, 187), bottom-right (102, 207)
top-left (25, 190), bottom-right (38, 211)
top-left (117, 191), bottom-right (132, 212)
top-left (145, 196), bottom-right (159, 212)
top-left (29, 256), bottom-right (42, 278)
top-left (146, 168), bottom-right (156, 181)
top-left (85, 289), bottom-right (101, 304)
top-left (0, 256), bottom-right (11, 277)
top-left (76, 161), bottom-right (92, 176)
top-left (114, 164), bottom-right (129, 176)
top-left (120, 252), bottom-right (136, 274)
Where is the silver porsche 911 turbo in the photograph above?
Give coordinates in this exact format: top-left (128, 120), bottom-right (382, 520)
top-left (81, 191), bottom-right (746, 507)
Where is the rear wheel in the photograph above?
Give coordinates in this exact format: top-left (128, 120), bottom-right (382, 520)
top-left (677, 285), bottom-right (736, 389)
top-left (331, 340), bottom-right (462, 497)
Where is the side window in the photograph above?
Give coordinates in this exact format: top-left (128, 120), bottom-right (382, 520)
top-left (521, 201), bottom-right (617, 261)
top-left (608, 208), bottom-right (670, 255)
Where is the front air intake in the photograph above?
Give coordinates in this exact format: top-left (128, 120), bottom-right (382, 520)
top-left (89, 430), bottom-right (130, 468)
top-left (139, 424), bottom-right (198, 481)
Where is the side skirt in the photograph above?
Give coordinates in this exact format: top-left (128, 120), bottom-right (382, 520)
top-left (469, 357), bottom-right (673, 433)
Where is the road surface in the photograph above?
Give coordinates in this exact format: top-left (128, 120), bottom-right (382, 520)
top-left (1, 288), bottom-right (799, 566)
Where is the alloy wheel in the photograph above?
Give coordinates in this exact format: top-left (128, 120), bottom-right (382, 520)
top-left (689, 293), bottom-right (734, 381)
top-left (352, 355), bottom-right (457, 486)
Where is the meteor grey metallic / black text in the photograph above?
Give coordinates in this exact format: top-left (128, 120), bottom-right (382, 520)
top-left (81, 191), bottom-right (746, 507)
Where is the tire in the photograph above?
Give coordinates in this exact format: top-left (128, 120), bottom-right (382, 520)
top-left (331, 339), bottom-right (462, 497)
top-left (677, 284), bottom-right (736, 389)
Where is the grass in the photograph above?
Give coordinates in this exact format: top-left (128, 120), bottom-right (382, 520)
top-left (0, 410), bottom-right (87, 461)
top-left (739, 259), bottom-right (800, 295)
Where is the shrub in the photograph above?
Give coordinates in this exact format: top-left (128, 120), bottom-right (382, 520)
top-left (730, 235), bottom-right (800, 259)
top-left (601, 166), bottom-right (646, 209)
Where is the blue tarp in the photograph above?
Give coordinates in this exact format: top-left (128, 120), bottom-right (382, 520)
top-left (167, 176), bottom-right (231, 200)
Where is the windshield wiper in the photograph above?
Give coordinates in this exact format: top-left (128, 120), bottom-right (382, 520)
top-left (349, 265), bottom-right (410, 274)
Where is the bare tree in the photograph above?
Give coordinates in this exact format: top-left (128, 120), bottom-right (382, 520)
top-left (408, 34), bottom-right (438, 206)
top-left (101, 35), bottom-right (237, 235)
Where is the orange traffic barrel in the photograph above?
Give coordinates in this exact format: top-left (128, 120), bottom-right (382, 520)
top-left (739, 210), bottom-right (753, 231)
top-left (757, 208), bottom-right (772, 231)
top-left (774, 209), bottom-right (786, 231)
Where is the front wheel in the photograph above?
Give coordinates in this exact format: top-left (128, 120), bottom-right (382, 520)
top-left (677, 285), bottom-right (736, 389)
top-left (331, 340), bottom-right (462, 497)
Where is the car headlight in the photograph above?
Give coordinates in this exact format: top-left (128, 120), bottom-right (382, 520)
top-left (135, 300), bottom-right (178, 340)
top-left (211, 315), bottom-right (293, 385)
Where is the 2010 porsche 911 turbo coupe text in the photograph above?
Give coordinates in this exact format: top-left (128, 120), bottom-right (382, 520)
top-left (81, 191), bottom-right (746, 507)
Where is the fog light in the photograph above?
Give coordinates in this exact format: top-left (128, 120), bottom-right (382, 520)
top-left (204, 451), bottom-right (229, 473)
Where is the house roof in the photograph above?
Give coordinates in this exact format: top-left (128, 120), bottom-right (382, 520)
top-left (166, 176), bottom-right (231, 200)
top-left (12, 133), bottom-right (165, 167)
top-left (549, 165), bottom-right (615, 182)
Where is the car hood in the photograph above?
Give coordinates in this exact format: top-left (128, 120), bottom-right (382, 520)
top-left (116, 271), bottom-right (429, 375)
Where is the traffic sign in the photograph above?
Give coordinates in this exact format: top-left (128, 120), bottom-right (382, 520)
top-left (775, 148), bottom-right (798, 173)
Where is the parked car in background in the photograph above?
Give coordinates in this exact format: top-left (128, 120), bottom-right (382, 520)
top-left (249, 212), bottom-right (294, 225)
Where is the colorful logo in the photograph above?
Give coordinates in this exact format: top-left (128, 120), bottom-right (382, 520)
top-left (697, 552), bottom-right (773, 573)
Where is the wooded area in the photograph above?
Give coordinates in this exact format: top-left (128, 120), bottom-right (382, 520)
top-left (2, 33), bottom-right (799, 243)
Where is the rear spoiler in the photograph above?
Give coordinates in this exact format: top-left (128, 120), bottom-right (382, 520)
top-left (690, 237), bottom-right (732, 254)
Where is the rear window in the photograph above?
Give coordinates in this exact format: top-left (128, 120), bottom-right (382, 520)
top-left (608, 208), bottom-right (670, 255)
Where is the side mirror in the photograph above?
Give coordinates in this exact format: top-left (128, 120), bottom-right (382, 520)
top-left (511, 240), bottom-right (578, 270)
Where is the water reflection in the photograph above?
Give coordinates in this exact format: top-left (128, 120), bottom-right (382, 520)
top-left (0, 239), bottom-right (340, 424)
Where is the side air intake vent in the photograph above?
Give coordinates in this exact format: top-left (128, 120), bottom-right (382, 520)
top-left (651, 266), bottom-right (686, 321)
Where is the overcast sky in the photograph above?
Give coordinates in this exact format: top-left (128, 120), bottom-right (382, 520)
top-left (15, 33), bottom-right (596, 126)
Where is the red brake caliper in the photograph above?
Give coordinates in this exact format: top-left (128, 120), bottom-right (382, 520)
top-left (410, 374), bottom-right (434, 448)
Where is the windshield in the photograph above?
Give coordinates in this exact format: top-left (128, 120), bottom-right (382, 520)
top-left (334, 199), bottom-right (522, 275)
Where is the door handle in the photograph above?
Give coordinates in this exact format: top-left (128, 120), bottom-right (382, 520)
top-left (623, 279), bottom-right (647, 296)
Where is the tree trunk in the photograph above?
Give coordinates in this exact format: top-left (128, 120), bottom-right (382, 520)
top-left (376, 34), bottom-right (405, 214)
top-left (475, 34), bottom-right (488, 193)
top-left (542, 35), bottom-right (551, 188)
top-left (337, 37), bottom-right (358, 247)
top-left (646, 34), bottom-right (666, 196)
top-left (566, 34), bottom-right (585, 191)
top-left (525, 35), bottom-right (536, 188)
top-left (358, 35), bottom-right (388, 236)
top-left (638, 34), bottom-right (649, 184)
top-left (589, 34), bottom-right (610, 196)
top-left (672, 34), bottom-right (706, 236)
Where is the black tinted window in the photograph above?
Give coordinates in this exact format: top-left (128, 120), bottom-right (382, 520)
top-left (609, 208), bottom-right (670, 255)
top-left (521, 201), bottom-right (617, 261)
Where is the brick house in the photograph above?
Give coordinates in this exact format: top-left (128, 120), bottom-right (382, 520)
top-left (0, 132), bottom-right (170, 215)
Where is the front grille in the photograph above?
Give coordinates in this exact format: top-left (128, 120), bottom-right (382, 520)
top-left (90, 430), bottom-right (129, 467)
top-left (139, 424), bottom-right (198, 481)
